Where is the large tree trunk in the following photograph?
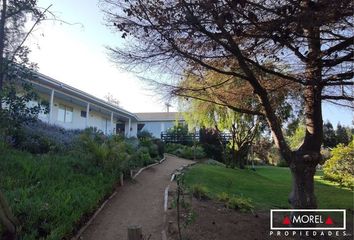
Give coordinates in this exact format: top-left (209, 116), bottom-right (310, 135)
top-left (288, 2), bottom-right (323, 209)
top-left (288, 152), bottom-right (320, 209)
top-left (236, 143), bottom-right (249, 169)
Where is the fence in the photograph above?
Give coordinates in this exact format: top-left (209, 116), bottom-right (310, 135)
top-left (161, 132), bottom-right (233, 145)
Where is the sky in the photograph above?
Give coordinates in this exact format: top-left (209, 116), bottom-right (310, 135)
top-left (28, 0), bottom-right (353, 126)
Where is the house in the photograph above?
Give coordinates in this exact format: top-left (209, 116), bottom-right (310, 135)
top-left (25, 72), bottom-right (183, 138)
top-left (135, 112), bottom-right (184, 138)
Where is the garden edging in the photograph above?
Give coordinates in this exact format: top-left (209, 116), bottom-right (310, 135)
top-left (72, 154), bottom-right (166, 240)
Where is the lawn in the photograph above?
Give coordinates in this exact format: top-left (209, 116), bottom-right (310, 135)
top-left (183, 164), bottom-right (353, 210)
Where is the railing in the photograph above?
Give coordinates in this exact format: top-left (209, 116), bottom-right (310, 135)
top-left (160, 132), bottom-right (198, 145)
top-left (161, 132), bottom-right (233, 144)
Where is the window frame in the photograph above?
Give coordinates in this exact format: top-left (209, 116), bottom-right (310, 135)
top-left (58, 104), bottom-right (73, 123)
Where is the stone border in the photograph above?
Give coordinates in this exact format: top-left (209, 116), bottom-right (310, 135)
top-left (72, 154), bottom-right (166, 240)
top-left (72, 191), bottom-right (118, 240)
top-left (132, 155), bottom-right (166, 179)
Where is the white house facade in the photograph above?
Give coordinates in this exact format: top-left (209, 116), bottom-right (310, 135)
top-left (135, 112), bottom-right (184, 138)
top-left (24, 72), bottom-right (183, 138)
top-left (29, 72), bottom-right (138, 136)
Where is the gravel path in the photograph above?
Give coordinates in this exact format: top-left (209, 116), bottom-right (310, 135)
top-left (80, 155), bottom-right (193, 240)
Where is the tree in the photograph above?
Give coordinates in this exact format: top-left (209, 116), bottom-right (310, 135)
top-left (0, 1), bottom-right (50, 239)
top-left (287, 123), bottom-right (306, 150)
top-left (323, 139), bottom-right (354, 188)
top-left (104, 92), bottom-right (120, 107)
top-left (335, 123), bottom-right (350, 146)
top-left (323, 121), bottom-right (337, 148)
top-left (183, 99), bottom-right (260, 168)
top-left (253, 137), bottom-right (273, 164)
top-left (103, 0), bottom-right (354, 209)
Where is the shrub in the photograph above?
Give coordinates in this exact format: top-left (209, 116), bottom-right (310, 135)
top-left (190, 184), bottom-right (209, 200)
top-left (216, 192), bottom-right (230, 202)
top-left (323, 140), bottom-right (354, 188)
top-left (13, 121), bottom-right (82, 154)
top-left (225, 196), bottom-right (254, 212)
top-left (139, 138), bottom-right (159, 159)
top-left (205, 159), bottom-right (225, 167)
top-left (152, 138), bottom-right (165, 157)
top-left (165, 143), bottom-right (206, 160)
top-left (129, 146), bottom-right (156, 168)
top-left (199, 128), bottom-right (225, 162)
top-left (276, 159), bottom-right (289, 167)
top-left (137, 130), bottom-right (154, 140)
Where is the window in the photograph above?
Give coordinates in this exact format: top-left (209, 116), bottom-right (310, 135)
top-left (58, 104), bottom-right (73, 123)
top-left (80, 110), bottom-right (87, 118)
top-left (116, 123), bottom-right (125, 135)
top-left (137, 123), bottom-right (145, 132)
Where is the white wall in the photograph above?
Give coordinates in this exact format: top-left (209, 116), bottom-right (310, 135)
top-left (140, 121), bottom-right (175, 138)
top-left (31, 93), bottom-right (136, 136)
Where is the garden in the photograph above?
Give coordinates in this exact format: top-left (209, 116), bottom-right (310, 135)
top-left (0, 122), bottom-right (164, 240)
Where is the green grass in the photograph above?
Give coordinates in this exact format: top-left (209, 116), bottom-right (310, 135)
top-left (183, 164), bottom-right (353, 210)
top-left (0, 148), bottom-right (120, 240)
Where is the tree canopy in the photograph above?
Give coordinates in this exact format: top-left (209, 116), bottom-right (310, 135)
top-left (103, 0), bottom-right (354, 209)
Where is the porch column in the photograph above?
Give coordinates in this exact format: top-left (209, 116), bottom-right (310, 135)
top-left (85, 103), bottom-right (90, 128)
top-left (128, 118), bottom-right (131, 137)
top-left (110, 112), bottom-right (114, 135)
top-left (49, 89), bottom-right (55, 123)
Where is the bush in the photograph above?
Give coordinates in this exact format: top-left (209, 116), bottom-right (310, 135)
top-left (152, 138), bottom-right (165, 157)
top-left (165, 143), bottom-right (206, 160)
top-left (0, 125), bottom-right (164, 239)
top-left (190, 184), bottom-right (209, 200)
top-left (199, 128), bottom-right (225, 162)
top-left (323, 140), bottom-right (354, 188)
top-left (216, 192), bottom-right (230, 202)
top-left (13, 121), bottom-right (82, 154)
top-left (131, 146), bottom-right (155, 167)
top-left (137, 130), bottom-right (154, 140)
top-left (225, 196), bottom-right (254, 212)
top-left (204, 159), bottom-right (225, 167)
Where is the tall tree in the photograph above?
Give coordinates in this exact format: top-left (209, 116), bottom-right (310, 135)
top-left (184, 99), bottom-right (260, 168)
top-left (323, 121), bottom-right (337, 148)
top-left (103, 0), bottom-right (354, 209)
top-left (336, 123), bottom-right (350, 146)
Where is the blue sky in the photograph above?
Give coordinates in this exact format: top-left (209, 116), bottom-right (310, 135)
top-left (28, 0), bottom-right (353, 126)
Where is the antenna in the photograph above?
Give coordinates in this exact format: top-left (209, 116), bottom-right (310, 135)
top-left (165, 102), bottom-right (171, 112)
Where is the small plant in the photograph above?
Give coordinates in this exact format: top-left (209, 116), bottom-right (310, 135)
top-left (225, 196), bottom-right (254, 212)
top-left (191, 184), bottom-right (209, 200)
top-left (183, 210), bottom-right (196, 227)
top-left (216, 192), bottom-right (230, 202)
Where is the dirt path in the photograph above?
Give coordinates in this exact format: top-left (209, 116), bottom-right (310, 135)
top-left (80, 155), bottom-right (193, 240)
